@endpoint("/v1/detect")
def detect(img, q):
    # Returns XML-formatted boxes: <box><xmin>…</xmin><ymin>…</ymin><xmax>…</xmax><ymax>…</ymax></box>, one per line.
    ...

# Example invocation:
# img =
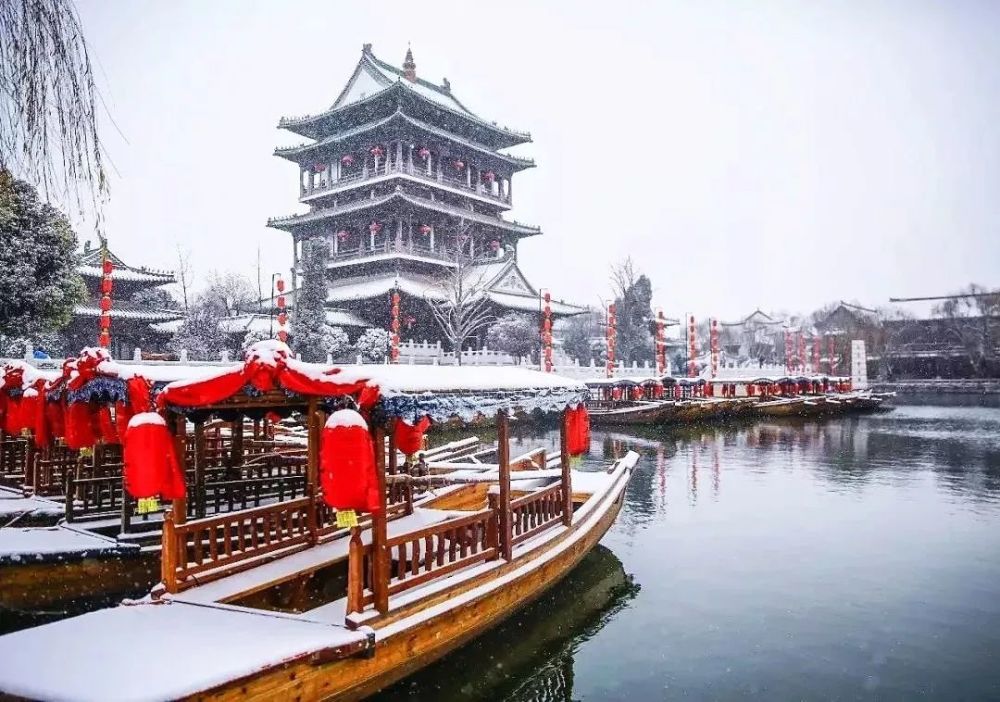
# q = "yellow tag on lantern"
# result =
<box><xmin>79</xmin><ymin>446</ymin><xmax>94</xmax><ymax>458</ymax></box>
<box><xmin>137</xmin><ymin>497</ymin><xmax>160</xmax><ymax>514</ymax></box>
<box><xmin>336</xmin><ymin>510</ymin><xmax>359</xmax><ymax>528</ymax></box>
<box><xmin>570</xmin><ymin>455</ymin><xmax>583</xmax><ymax>467</ymax></box>
<box><xmin>20</xmin><ymin>429</ymin><xmax>31</xmax><ymax>438</ymax></box>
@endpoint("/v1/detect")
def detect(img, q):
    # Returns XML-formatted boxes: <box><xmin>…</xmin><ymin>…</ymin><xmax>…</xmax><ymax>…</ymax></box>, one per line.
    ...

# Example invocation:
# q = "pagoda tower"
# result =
<box><xmin>269</xmin><ymin>44</ymin><xmax>580</xmax><ymax>347</ymax></box>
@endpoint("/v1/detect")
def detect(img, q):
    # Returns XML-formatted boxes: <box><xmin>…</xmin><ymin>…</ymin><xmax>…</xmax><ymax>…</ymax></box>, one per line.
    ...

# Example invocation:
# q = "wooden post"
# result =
<box><xmin>171</xmin><ymin>413</ymin><xmax>187</xmax><ymax>525</ymax></box>
<box><xmin>560</xmin><ymin>409</ymin><xmax>573</xmax><ymax>527</ymax></box>
<box><xmin>193</xmin><ymin>421</ymin><xmax>206</xmax><ymax>518</ymax></box>
<box><xmin>121</xmin><ymin>488</ymin><xmax>132</xmax><ymax>534</ymax></box>
<box><xmin>306</xmin><ymin>397</ymin><xmax>319</xmax><ymax>543</ymax></box>
<box><xmin>162</xmin><ymin>509</ymin><xmax>178</xmax><ymax>593</ymax></box>
<box><xmin>230</xmin><ymin>419</ymin><xmax>244</xmax><ymax>467</ymax></box>
<box><xmin>346</xmin><ymin>527</ymin><xmax>364</xmax><ymax>615</ymax></box>
<box><xmin>497</xmin><ymin>409</ymin><xmax>512</xmax><ymax>560</ymax></box>
<box><xmin>64</xmin><ymin>469</ymin><xmax>75</xmax><ymax>522</ymax></box>
<box><xmin>371</xmin><ymin>423</ymin><xmax>390</xmax><ymax>615</ymax></box>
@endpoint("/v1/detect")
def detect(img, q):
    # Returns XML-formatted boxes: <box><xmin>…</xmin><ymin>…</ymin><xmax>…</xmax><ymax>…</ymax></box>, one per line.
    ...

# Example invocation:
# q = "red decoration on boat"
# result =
<box><xmin>64</xmin><ymin>401</ymin><xmax>97</xmax><ymax>450</ymax></box>
<box><xmin>565</xmin><ymin>404</ymin><xmax>590</xmax><ymax>456</ymax></box>
<box><xmin>370</xmin><ymin>145</ymin><xmax>384</xmax><ymax>158</ymax></box>
<box><xmin>341</xmin><ymin>154</ymin><xmax>354</xmax><ymax>166</ymax></box>
<box><xmin>394</xmin><ymin>416</ymin><xmax>431</xmax><ymax>456</ymax></box>
<box><xmin>123</xmin><ymin>413</ymin><xmax>186</xmax><ymax>500</ymax></box>
<box><xmin>417</xmin><ymin>147</ymin><xmax>430</xmax><ymax>160</ymax></box>
<box><xmin>320</xmin><ymin>410</ymin><xmax>381</xmax><ymax>513</ymax></box>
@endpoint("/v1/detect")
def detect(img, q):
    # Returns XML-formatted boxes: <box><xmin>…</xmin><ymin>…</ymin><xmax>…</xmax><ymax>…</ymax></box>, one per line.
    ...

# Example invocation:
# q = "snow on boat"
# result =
<box><xmin>0</xmin><ymin>342</ymin><xmax>637</xmax><ymax>701</ymax></box>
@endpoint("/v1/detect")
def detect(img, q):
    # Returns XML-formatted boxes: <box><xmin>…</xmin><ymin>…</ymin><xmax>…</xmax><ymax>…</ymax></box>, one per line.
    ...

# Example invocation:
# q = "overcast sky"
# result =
<box><xmin>72</xmin><ymin>0</ymin><xmax>1000</xmax><ymax>321</ymax></box>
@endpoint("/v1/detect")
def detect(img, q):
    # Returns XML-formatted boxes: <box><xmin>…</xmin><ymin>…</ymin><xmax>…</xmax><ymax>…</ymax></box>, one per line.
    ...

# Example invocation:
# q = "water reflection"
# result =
<box><xmin>372</xmin><ymin>545</ymin><xmax>639</xmax><ymax>701</ymax></box>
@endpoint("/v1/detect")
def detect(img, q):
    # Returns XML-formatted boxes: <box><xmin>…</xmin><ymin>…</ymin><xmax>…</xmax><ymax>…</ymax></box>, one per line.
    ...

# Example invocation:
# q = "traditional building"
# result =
<box><xmin>268</xmin><ymin>44</ymin><xmax>581</xmax><ymax>347</ymax></box>
<box><xmin>720</xmin><ymin>310</ymin><xmax>786</xmax><ymax>365</ymax></box>
<box><xmin>64</xmin><ymin>242</ymin><xmax>183</xmax><ymax>358</ymax></box>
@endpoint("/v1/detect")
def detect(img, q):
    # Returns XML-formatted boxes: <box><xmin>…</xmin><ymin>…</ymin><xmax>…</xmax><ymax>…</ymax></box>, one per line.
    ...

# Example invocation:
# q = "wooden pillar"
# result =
<box><xmin>497</xmin><ymin>409</ymin><xmax>512</xmax><ymax>560</ymax></box>
<box><xmin>162</xmin><ymin>509</ymin><xmax>178</xmax><ymax>593</ymax></box>
<box><xmin>371</xmin><ymin>423</ymin><xmax>390</xmax><ymax>614</ymax></box>
<box><xmin>346</xmin><ymin>526</ymin><xmax>364</xmax><ymax>614</ymax></box>
<box><xmin>171</xmin><ymin>413</ymin><xmax>187</xmax><ymax>524</ymax></box>
<box><xmin>230</xmin><ymin>419</ymin><xmax>243</xmax><ymax>467</ymax></box>
<box><xmin>194</xmin><ymin>421</ymin><xmax>206</xmax><ymax>518</ymax></box>
<box><xmin>559</xmin><ymin>409</ymin><xmax>573</xmax><ymax>526</ymax></box>
<box><xmin>306</xmin><ymin>397</ymin><xmax>319</xmax><ymax>542</ymax></box>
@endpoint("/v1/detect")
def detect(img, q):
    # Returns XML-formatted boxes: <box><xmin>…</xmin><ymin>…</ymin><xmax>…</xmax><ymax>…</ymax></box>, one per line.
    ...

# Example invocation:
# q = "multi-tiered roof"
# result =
<box><xmin>268</xmin><ymin>44</ymin><xmax>581</xmax><ymax>340</ymax></box>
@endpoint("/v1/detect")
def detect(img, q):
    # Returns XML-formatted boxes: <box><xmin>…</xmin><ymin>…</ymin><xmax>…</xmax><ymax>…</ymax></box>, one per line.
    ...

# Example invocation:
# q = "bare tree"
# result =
<box><xmin>425</xmin><ymin>228</ymin><xmax>493</xmax><ymax>365</ymax></box>
<box><xmin>175</xmin><ymin>244</ymin><xmax>192</xmax><ymax>312</ymax></box>
<box><xmin>0</xmin><ymin>0</ymin><xmax>107</xmax><ymax>212</ymax></box>
<box><xmin>933</xmin><ymin>284</ymin><xmax>1000</xmax><ymax>376</ymax></box>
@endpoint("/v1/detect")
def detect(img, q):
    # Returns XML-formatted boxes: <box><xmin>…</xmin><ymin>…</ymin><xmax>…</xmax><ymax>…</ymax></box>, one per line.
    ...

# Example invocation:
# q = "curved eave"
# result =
<box><xmin>78</xmin><ymin>266</ymin><xmax>175</xmax><ymax>284</ymax></box>
<box><xmin>268</xmin><ymin>191</ymin><xmax>541</xmax><ymax>237</ymax></box>
<box><xmin>74</xmin><ymin>306</ymin><xmax>184</xmax><ymax>322</ymax></box>
<box><xmin>279</xmin><ymin>82</ymin><xmax>530</xmax><ymax>149</ymax></box>
<box><xmin>274</xmin><ymin>111</ymin><xmax>535</xmax><ymax>172</ymax></box>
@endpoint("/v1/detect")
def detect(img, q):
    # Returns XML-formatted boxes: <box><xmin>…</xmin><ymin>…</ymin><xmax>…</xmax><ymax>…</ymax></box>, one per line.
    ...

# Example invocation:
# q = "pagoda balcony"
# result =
<box><xmin>301</xmin><ymin>161</ymin><xmax>512</xmax><ymax>209</ymax></box>
<box><xmin>325</xmin><ymin>239</ymin><xmax>464</xmax><ymax>268</ymax></box>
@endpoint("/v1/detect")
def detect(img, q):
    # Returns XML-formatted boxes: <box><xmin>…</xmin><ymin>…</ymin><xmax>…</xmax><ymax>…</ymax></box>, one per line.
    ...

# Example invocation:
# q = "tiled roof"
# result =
<box><xmin>74</xmin><ymin>303</ymin><xmax>183</xmax><ymax>322</ymax></box>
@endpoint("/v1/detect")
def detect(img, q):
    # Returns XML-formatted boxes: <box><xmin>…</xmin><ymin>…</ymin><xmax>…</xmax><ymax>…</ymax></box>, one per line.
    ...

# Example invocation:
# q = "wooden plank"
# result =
<box><xmin>371</xmin><ymin>424</ymin><xmax>389</xmax><ymax>615</ymax></box>
<box><xmin>560</xmin><ymin>409</ymin><xmax>573</xmax><ymax>526</ymax></box>
<box><xmin>497</xmin><ymin>409</ymin><xmax>512</xmax><ymax>561</ymax></box>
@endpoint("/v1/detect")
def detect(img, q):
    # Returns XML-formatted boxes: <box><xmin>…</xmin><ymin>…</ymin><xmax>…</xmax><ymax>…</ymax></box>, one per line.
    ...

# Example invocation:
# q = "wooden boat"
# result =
<box><xmin>0</xmin><ymin>345</ymin><xmax>638</xmax><ymax>701</ymax></box>
<box><xmin>754</xmin><ymin>397</ymin><xmax>807</xmax><ymax>418</ymax></box>
<box><xmin>587</xmin><ymin>400</ymin><xmax>677</xmax><ymax>426</ymax></box>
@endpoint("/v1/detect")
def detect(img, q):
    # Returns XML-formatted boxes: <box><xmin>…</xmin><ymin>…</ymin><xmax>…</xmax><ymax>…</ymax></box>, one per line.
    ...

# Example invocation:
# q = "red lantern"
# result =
<box><xmin>393</xmin><ymin>416</ymin><xmax>430</xmax><ymax>455</ymax></box>
<box><xmin>565</xmin><ymin>404</ymin><xmax>590</xmax><ymax>456</ymax></box>
<box><xmin>277</xmin><ymin>312</ymin><xmax>288</xmax><ymax>326</ymax></box>
<box><xmin>483</xmin><ymin>170</ymin><xmax>495</xmax><ymax>183</ymax></box>
<box><xmin>341</xmin><ymin>154</ymin><xmax>354</xmax><ymax>166</ymax></box>
<box><xmin>336</xmin><ymin>230</ymin><xmax>349</xmax><ymax>242</ymax></box>
<box><xmin>99</xmin><ymin>315</ymin><xmax>111</xmax><ymax>330</ymax></box>
<box><xmin>370</xmin><ymin>145</ymin><xmax>384</xmax><ymax>158</ymax></box>
<box><xmin>320</xmin><ymin>410</ymin><xmax>380</xmax><ymax>512</ymax></box>
<box><xmin>101</xmin><ymin>278</ymin><xmax>113</xmax><ymax>295</ymax></box>
<box><xmin>102</xmin><ymin>259</ymin><xmax>113</xmax><ymax>275</ymax></box>
<box><xmin>369</xmin><ymin>221</ymin><xmax>382</xmax><ymax>234</ymax></box>
<box><xmin>123</xmin><ymin>413</ymin><xmax>186</xmax><ymax>500</ymax></box>
<box><xmin>313</xmin><ymin>162</ymin><xmax>326</xmax><ymax>174</ymax></box>
<box><xmin>276</xmin><ymin>296</ymin><xmax>286</xmax><ymax>308</ymax></box>
<box><xmin>99</xmin><ymin>330</ymin><xmax>111</xmax><ymax>348</ymax></box>
<box><xmin>453</xmin><ymin>159</ymin><xmax>465</xmax><ymax>170</ymax></box>
<box><xmin>417</xmin><ymin>147</ymin><xmax>430</xmax><ymax>160</ymax></box>
<box><xmin>100</xmin><ymin>295</ymin><xmax>112</xmax><ymax>312</ymax></box>
<box><xmin>64</xmin><ymin>401</ymin><xmax>97</xmax><ymax>450</ymax></box>
<box><xmin>276</xmin><ymin>278</ymin><xmax>286</xmax><ymax>293</ymax></box>
<box><xmin>419</xmin><ymin>224</ymin><xmax>432</xmax><ymax>235</ymax></box>
<box><xmin>277</xmin><ymin>330</ymin><xmax>288</xmax><ymax>343</ymax></box>
<box><xmin>490</xmin><ymin>240</ymin><xmax>500</xmax><ymax>251</ymax></box>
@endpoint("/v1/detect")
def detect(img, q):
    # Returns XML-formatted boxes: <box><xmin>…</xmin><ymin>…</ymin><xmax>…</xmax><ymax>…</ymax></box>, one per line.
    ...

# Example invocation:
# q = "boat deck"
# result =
<box><xmin>0</xmin><ymin>600</ymin><xmax>371</xmax><ymax>702</ymax></box>
<box><xmin>0</xmin><ymin>524</ymin><xmax>139</xmax><ymax>565</ymax></box>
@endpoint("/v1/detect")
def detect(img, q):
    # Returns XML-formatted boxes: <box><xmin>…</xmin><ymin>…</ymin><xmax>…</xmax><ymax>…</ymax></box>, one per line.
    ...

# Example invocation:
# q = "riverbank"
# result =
<box><xmin>874</xmin><ymin>378</ymin><xmax>1000</xmax><ymax>394</ymax></box>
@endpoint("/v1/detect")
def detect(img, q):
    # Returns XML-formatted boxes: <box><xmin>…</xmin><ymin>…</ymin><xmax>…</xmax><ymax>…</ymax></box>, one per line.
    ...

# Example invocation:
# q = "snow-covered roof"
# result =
<box><xmin>268</xmin><ymin>189</ymin><xmax>541</xmax><ymax>237</ymax></box>
<box><xmin>275</xmin><ymin>110</ymin><xmax>535</xmax><ymax>171</ymax></box>
<box><xmin>78</xmin><ymin>246</ymin><xmax>175</xmax><ymax>284</ymax></box>
<box><xmin>0</xmin><ymin>601</ymin><xmax>370</xmax><ymax>701</ymax></box>
<box><xmin>153</xmin><ymin>311</ymin><xmax>367</xmax><ymax>336</ymax></box>
<box><xmin>279</xmin><ymin>45</ymin><xmax>530</xmax><ymax>147</ymax></box>
<box><xmin>74</xmin><ymin>303</ymin><xmax>183</xmax><ymax>322</ymax></box>
<box><xmin>0</xmin><ymin>525</ymin><xmax>138</xmax><ymax>565</ymax></box>
<box><xmin>486</xmin><ymin>291</ymin><xmax>585</xmax><ymax>317</ymax></box>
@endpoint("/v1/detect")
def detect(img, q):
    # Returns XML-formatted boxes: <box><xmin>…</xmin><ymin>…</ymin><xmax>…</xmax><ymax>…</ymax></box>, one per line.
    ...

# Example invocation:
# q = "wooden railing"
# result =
<box><xmin>65</xmin><ymin>471</ymin><xmax>122</xmax><ymax>522</ymax></box>
<box><xmin>200</xmin><ymin>474</ymin><xmax>307</xmax><ymax>515</ymax></box>
<box><xmin>30</xmin><ymin>444</ymin><xmax>79</xmax><ymax>496</ymax></box>
<box><xmin>162</xmin><ymin>496</ymin><xmax>315</xmax><ymax>592</ymax></box>
<box><xmin>507</xmin><ymin>482</ymin><xmax>567</xmax><ymax>546</ymax></box>
<box><xmin>0</xmin><ymin>437</ymin><xmax>30</xmax><ymax>487</ymax></box>
<box><xmin>348</xmin><ymin>507</ymin><xmax>498</xmax><ymax>613</ymax></box>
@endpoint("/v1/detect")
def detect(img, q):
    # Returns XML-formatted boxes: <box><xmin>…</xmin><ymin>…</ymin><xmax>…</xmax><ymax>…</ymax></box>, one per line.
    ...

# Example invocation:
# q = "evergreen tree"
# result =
<box><xmin>356</xmin><ymin>328</ymin><xmax>390</xmax><ymax>363</ymax></box>
<box><xmin>293</xmin><ymin>237</ymin><xmax>329</xmax><ymax>362</ymax></box>
<box><xmin>170</xmin><ymin>298</ymin><xmax>225</xmax><ymax>361</ymax></box>
<box><xmin>486</xmin><ymin>313</ymin><xmax>538</xmax><ymax>364</ymax></box>
<box><xmin>610</xmin><ymin>259</ymin><xmax>654</xmax><ymax>365</ymax></box>
<box><xmin>0</xmin><ymin>172</ymin><xmax>85</xmax><ymax>338</ymax></box>
<box><xmin>323</xmin><ymin>326</ymin><xmax>350</xmax><ymax>360</ymax></box>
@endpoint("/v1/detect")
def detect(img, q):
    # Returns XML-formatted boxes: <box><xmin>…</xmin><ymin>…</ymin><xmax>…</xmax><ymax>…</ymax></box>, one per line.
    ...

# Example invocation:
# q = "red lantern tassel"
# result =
<box><xmin>320</xmin><ymin>409</ymin><xmax>380</xmax><ymax>513</ymax></box>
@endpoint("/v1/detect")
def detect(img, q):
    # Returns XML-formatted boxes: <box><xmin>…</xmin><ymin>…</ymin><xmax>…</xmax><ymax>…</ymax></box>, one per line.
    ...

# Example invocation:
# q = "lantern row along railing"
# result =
<box><xmin>303</xmin><ymin>161</ymin><xmax>511</xmax><ymax>206</ymax></box>
<box><xmin>348</xmin><ymin>507</ymin><xmax>498</xmax><ymax>613</ymax></box>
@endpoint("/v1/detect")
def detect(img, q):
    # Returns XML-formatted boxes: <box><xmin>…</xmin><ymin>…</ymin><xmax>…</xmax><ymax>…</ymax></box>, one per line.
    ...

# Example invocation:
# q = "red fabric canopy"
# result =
<box><xmin>157</xmin><ymin>344</ymin><xmax>370</xmax><ymax>409</ymax></box>
<box><xmin>393</xmin><ymin>416</ymin><xmax>431</xmax><ymax>456</ymax></box>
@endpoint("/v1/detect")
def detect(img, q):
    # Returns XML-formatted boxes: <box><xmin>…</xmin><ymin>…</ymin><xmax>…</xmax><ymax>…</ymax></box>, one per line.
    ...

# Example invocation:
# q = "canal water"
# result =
<box><xmin>375</xmin><ymin>396</ymin><xmax>1000</xmax><ymax>701</ymax></box>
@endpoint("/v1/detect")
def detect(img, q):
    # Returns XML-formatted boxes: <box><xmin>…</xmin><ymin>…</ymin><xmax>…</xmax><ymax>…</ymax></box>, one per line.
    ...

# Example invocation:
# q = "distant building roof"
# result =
<box><xmin>78</xmin><ymin>244</ymin><xmax>176</xmax><ymax>285</ymax></box>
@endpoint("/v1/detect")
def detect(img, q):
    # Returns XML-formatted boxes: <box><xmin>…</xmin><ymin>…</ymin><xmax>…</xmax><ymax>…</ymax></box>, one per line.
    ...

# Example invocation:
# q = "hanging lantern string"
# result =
<box><xmin>99</xmin><ymin>238</ymin><xmax>113</xmax><ymax>349</ymax></box>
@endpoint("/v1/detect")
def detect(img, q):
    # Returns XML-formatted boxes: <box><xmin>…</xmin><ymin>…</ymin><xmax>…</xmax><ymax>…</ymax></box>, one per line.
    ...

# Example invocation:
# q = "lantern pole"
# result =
<box><xmin>98</xmin><ymin>236</ymin><xmax>113</xmax><ymax>351</ymax></box>
<box><xmin>541</xmin><ymin>290</ymin><xmax>553</xmax><ymax>372</ymax></box>
<box><xmin>655</xmin><ymin>310</ymin><xmax>666</xmax><ymax>377</ymax></box>
<box><xmin>275</xmin><ymin>276</ymin><xmax>288</xmax><ymax>343</ymax></box>
<box><xmin>606</xmin><ymin>303</ymin><xmax>616</xmax><ymax>378</ymax></box>
<box><xmin>389</xmin><ymin>289</ymin><xmax>401</xmax><ymax>364</ymax></box>
<box><xmin>710</xmin><ymin>318</ymin><xmax>719</xmax><ymax>379</ymax></box>
<box><xmin>687</xmin><ymin>315</ymin><xmax>697</xmax><ymax>378</ymax></box>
